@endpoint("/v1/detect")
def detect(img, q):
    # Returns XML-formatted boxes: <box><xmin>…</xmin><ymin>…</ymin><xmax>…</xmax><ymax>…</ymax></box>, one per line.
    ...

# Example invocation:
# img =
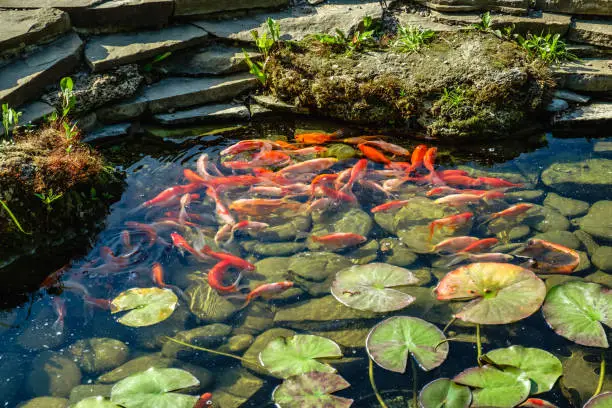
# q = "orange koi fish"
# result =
<box><xmin>220</xmin><ymin>140</ymin><xmax>273</xmax><ymax>156</ymax></box>
<box><xmin>482</xmin><ymin>203</ymin><xmax>533</xmax><ymax>224</ymax></box>
<box><xmin>171</xmin><ymin>232</ymin><xmax>213</xmax><ymax>262</ymax></box>
<box><xmin>318</xmin><ymin>185</ymin><xmax>357</xmax><ymax>203</ymax></box>
<box><xmin>477</xmin><ymin>177</ymin><xmax>523</xmax><ymax>188</ymax></box>
<box><xmin>229</xmin><ymin>198</ymin><xmax>304</xmax><ymax>216</ymax></box>
<box><xmin>295</xmin><ymin>130</ymin><xmax>342</xmax><ymax>145</ymax></box>
<box><xmin>223</xmin><ymin>150</ymin><xmax>291</xmax><ymax>169</ymax></box>
<box><xmin>362</xmin><ymin>140</ymin><xmax>410</xmax><ymax>157</ymax></box>
<box><xmin>431</xmin><ymin>236</ymin><xmax>480</xmax><ymax>253</ymax></box>
<box><xmin>287</xmin><ymin>146</ymin><xmax>327</xmax><ymax>155</ymax></box>
<box><xmin>310</xmin><ymin>173</ymin><xmax>339</xmax><ymax>195</ymax></box>
<box><xmin>141</xmin><ymin>184</ymin><xmax>201</xmax><ymax>208</ymax></box>
<box><xmin>200</xmin><ymin>245</ymin><xmax>255</xmax><ymax>271</ymax></box>
<box><xmin>151</xmin><ymin>262</ymin><xmax>167</xmax><ymax>288</ymax></box>
<box><xmin>519</xmin><ymin>398</ymin><xmax>558</xmax><ymax>408</ymax></box>
<box><xmin>440</xmin><ymin>175</ymin><xmax>483</xmax><ymax>188</ymax></box>
<box><xmin>278</xmin><ymin>158</ymin><xmax>338</xmax><ymax>176</ymax></box>
<box><xmin>311</xmin><ymin>232</ymin><xmax>367</xmax><ymax>251</ymax></box>
<box><xmin>409</xmin><ymin>144</ymin><xmax>428</xmax><ymax>170</ymax></box>
<box><xmin>194</xmin><ymin>393</ymin><xmax>213</xmax><ymax>408</ymax></box>
<box><xmin>428</xmin><ymin>212</ymin><xmax>473</xmax><ymax>241</ymax></box>
<box><xmin>370</xmin><ymin>200</ymin><xmax>410</xmax><ymax>213</ymax></box>
<box><xmin>358</xmin><ymin>143</ymin><xmax>391</xmax><ymax>165</ymax></box>
<box><xmin>340</xmin><ymin>159</ymin><xmax>368</xmax><ymax>197</ymax></box>
<box><xmin>124</xmin><ymin>221</ymin><xmax>160</xmax><ymax>247</ymax></box>
<box><xmin>341</xmin><ymin>136</ymin><xmax>380</xmax><ymax>145</ymax></box>
<box><xmin>434</xmin><ymin>194</ymin><xmax>483</xmax><ymax>207</ymax></box>
<box><xmin>208</xmin><ymin>260</ymin><xmax>242</xmax><ymax>293</ymax></box>
<box><xmin>460</xmin><ymin>237</ymin><xmax>499</xmax><ymax>253</ymax></box>
<box><xmin>241</xmin><ymin>281</ymin><xmax>294</xmax><ymax>308</ymax></box>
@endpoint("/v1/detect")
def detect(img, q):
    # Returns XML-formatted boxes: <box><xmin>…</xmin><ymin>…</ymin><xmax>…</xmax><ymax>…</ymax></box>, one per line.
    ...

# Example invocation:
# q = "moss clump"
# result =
<box><xmin>266</xmin><ymin>31</ymin><xmax>554</xmax><ymax>139</ymax></box>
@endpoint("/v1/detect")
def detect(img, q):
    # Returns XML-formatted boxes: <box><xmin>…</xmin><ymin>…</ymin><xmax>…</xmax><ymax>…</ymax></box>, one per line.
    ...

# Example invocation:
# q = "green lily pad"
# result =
<box><xmin>483</xmin><ymin>346</ymin><xmax>562</xmax><ymax>394</ymax></box>
<box><xmin>111</xmin><ymin>287</ymin><xmax>178</xmax><ymax>327</ymax></box>
<box><xmin>419</xmin><ymin>378</ymin><xmax>472</xmax><ymax>408</ymax></box>
<box><xmin>331</xmin><ymin>263</ymin><xmax>419</xmax><ymax>312</ymax></box>
<box><xmin>542</xmin><ymin>281</ymin><xmax>612</xmax><ymax>348</ymax></box>
<box><xmin>259</xmin><ymin>334</ymin><xmax>342</xmax><ymax>378</ymax></box>
<box><xmin>435</xmin><ymin>262</ymin><xmax>546</xmax><ymax>325</ymax></box>
<box><xmin>584</xmin><ymin>392</ymin><xmax>612</xmax><ymax>408</ymax></box>
<box><xmin>366</xmin><ymin>316</ymin><xmax>448</xmax><ymax>373</ymax></box>
<box><xmin>272</xmin><ymin>372</ymin><xmax>353</xmax><ymax>408</ymax></box>
<box><xmin>73</xmin><ymin>397</ymin><xmax>122</xmax><ymax>408</ymax></box>
<box><xmin>453</xmin><ymin>365</ymin><xmax>531</xmax><ymax>408</ymax></box>
<box><xmin>110</xmin><ymin>368</ymin><xmax>199</xmax><ymax>408</ymax></box>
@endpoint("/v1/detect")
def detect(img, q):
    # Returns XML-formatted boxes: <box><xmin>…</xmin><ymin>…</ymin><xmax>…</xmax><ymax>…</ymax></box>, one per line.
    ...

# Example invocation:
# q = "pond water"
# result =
<box><xmin>1</xmin><ymin>120</ymin><xmax>610</xmax><ymax>408</ymax></box>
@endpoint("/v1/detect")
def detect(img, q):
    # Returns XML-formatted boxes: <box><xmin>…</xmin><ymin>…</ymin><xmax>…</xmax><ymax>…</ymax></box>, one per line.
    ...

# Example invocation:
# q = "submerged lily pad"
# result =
<box><xmin>110</xmin><ymin>368</ymin><xmax>199</xmax><ymax>408</ymax></box>
<box><xmin>584</xmin><ymin>392</ymin><xmax>612</xmax><ymax>408</ymax></box>
<box><xmin>73</xmin><ymin>397</ymin><xmax>122</xmax><ymax>408</ymax></box>
<box><xmin>419</xmin><ymin>378</ymin><xmax>472</xmax><ymax>408</ymax></box>
<box><xmin>453</xmin><ymin>365</ymin><xmax>531</xmax><ymax>408</ymax></box>
<box><xmin>331</xmin><ymin>263</ymin><xmax>419</xmax><ymax>312</ymax></box>
<box><xmin>366</xmin><ymin>316</ymin><xmax>448</xmax><ymax>373</ymax></box>
<box><xmin>542</xmin><ymin>281</ymin><xmax>612</xmax><ymax>348</ymax></box>
<box><xmin>259</xmin><ymin>334</ymin><xmax>342</xmax><ymax>378</ymax></box>
<box><xmin>272</xmin><ymin>372</ymin><xmax>353</xmax><ymax>408</ymax></box>
<box><xmin>435</xmin><ymin>263</ymin><xmax>546</xmax><ymax>325</ymax></box>
<box><xmin>111</xmin><ymin>288</ymin><xmax>178</xmax><ymax>327</ymax></box>
<box><xmin>483</xmin><ymin>346</ymin><xmax>562</xmax><ymax>394</ymax></box>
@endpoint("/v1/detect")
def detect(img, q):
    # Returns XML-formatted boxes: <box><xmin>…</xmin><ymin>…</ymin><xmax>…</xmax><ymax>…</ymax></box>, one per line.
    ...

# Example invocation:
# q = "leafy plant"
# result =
<box><xmin>34</xmin><ymin>189</ymin><xmax>64</xmax><ymax>212</ymax></box>
<box><xmin>472</xmin><ymin>11</ymin><xmax>492</xmax><ymax>32</ymax></box>
<box><xmin>393</xmin><ymin>25</ymin><xmax>435</xmax><ymax>53</ymax></box>
<box><xmin>314</xmin><ymin>29</ymin><xmax>350</xmax><ymax>47</ymax></box>
<box><xmin>438</xmin><ymin>87</ymin><xmax>470</xmax><ymax>117</ymax></box>
<box><xmin>2</xmin><ymin>104</ymin><xmax>22</xmax><ymax>139</ymax></box>
<box><xmin>143</xmin><ymin>52</ymin><xmax>172</xmax><ymax>72</ymax></box>
<box><xmin>516</xmin><ymin>32</ymin><xmax>578</xmax><ymax>63</ymax></box>
<box><xmin>0</xmin><ymin>199</ymin><xmax>30</xmax><ymax>234</ymax></box>
<box><xmin>59</xmin><ymin>76</ymin><xmax>76</xmax><ymax>119</ymax></box>
<box><xmin>63</xmin><ymin>121</ymin><xmax>78</xmax><ymax>153</ymax></box>
<box><xmin>314</xmin><ymin>16</ymin><xmax>377</xmax><ymax>54</ymax></box>
<box><xmin>243</xmin><ymin>17</ymin><xmax>281</xmax><ymax>85</ymax></box>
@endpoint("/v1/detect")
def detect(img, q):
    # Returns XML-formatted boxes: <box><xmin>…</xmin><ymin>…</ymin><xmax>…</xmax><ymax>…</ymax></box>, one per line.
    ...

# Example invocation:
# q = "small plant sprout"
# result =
<box><xmin>243</xmin><ymin>17</ymin><xmax>281</xmax><ymax>85</ymax></box>
<box><xmin>59</xmin><ymin>76</ymin><xmax>76</xmax><ymax>119</ymax></box>
<box><xmin>62</xmin><ymin>121</ymin><xmax>78</xmax><ymax>153</ymax></box>
<box><xmin>2</xmin><ymin>104</ymin><xmax>22</xmax><ymax>139</ymax></box>
<box><xmin>35</xmin><ymin>189</ymin><xmax>64</xmax><ymax>212</ymax></box>
<box><xmin>516</xmin><ymin>32</ymin><xmax>578</xmax><ymax>64</ymax></box>
<box><xmin>393</xmin><ymin>25</ymin><xmax>436</xmax><ymax>53</ymax></box>
<box><xmin>143</xmin><ymin>51</ymin><xmax>172</xmax><ymax>72</ymax></box>
<box><xmin>315</xmin><ymin>16</ymin><xmax>377</xmax><ymax>54</ymax></box>
<box><xmin>472</xmin><ymin>11</ymin><xmax>493</xmax><ymax>32</ymax></box>
<box><xmin>439</xmin><ymin>87</ymin><xmax>469</xmax><ymax>116</ymax></box>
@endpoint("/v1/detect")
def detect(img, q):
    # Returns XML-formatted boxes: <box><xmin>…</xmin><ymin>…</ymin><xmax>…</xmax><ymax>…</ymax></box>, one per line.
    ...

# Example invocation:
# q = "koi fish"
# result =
<box><xmin>200</xmin><ymin>245</ymin><xmax>255</xmax><ymax>271</ymax></box>
<box><xmin>370</xmin><ymin>200</ymin><xmax>410</xmax><ymax>213</ymax></box>
<box><xmin>206</xmin><ymin>187</ymin><xmax>235</xmax><ymax>225</ymax></box>
<box><xmin>194</xmin><ymin>393</ymin><xmax>214</xmax><ymax>408</ymax></box>
<box><xmin>428</xmin><ymin>212</ymin><xmax>473</xmax><ymax>242</ymax></box>
<box><xmin>229</xmin><ymin>198</ymin><xmax>304</xmax><ymax>216</ymax></box>
<box><xmin>477</xmin><ymin>177</ymin><xmax>523</xmax><ymax>188</ymax></box>
<box><xmin>362</xmin><ymin>140</ymin><xmax>410</xmax><ymax>157</ymax></box>
<box><xmin>151</xmin><ymin>262</ymin><xmax>167</xmax><ymax>288</ymax></box>
<box><xmin>220</xmin><ymin>140</ymin><xmax>273</xmax><ymax>156</ymax></box>
<box><xmin>440</xmin><ymin>174</ymin><xmax>483</xmax><ymax>187</ymax></box>
<box><xmin>434</xmin><ymin>194</ymin><xmax>484</xmax><ymax>207</ymax></box>
<box><xmin>358</xmin><ymin>143</ymin><xmax>391</xmax><ymax>165</ymax></box>
<box><xmin>51</xmin><ymin>297</ymin><xmax>66</xmax><ymax>333</ymax></box>
<box><xmin>482</xmin><ymin>203</ymin><xmax>533</xmax><ymax>224</ymax></box>
<box><xmin>295</xmin><ymin>130</ymin><xmax>342</xmax><ymax>144</ymax></box>
<box><xmin>431</xmin><ymin>236</ymin><xmax>480</xmax><ymax>253</ymax></box>
<box><xmin>241</xmin><ymin>281</ymin><xmax>294</xmax><ymax>309</ymax></box>
<box><xmin>446</xmin><ymin>252</ymin><xmax>514</xmax><ymax>267</ymax></box>
<box><xmin>83</xmin><ymin>296</ymin><xmax>112</xmax><ymax>310</ymax></box>
<box><xmin>358</xmin><ymin>179</ymin><xmax>394</xmax><ymax>197</ymax></box>
<box><xmin>178</xmin><ymin>194</ymin><xmax>191</xmax><ymax>226</ymax></box>
<box><xmin>310</xmin><ymin>173</ymin><xmax>339</xmax><ymax>195</ymax></box>
<box><xmin>339</xmin><ymin>159</ymin><xmax>367</xmax><ymax>198</ymax></box>
<box><xmin>197</xmin><ymin>153</ymin><xmax>223</xmax><ymax>179</ymax></box>
<box><xmin>318</xmin><ymin>185</ymin><xmax>357</xmax><ymax>203</ymax></box>
<box><xmin>518</xmin><ymin>398</ymin><xmax>558</xmax><ymax>408</ymax></box>
<box><xmin>460</xmin><ymin>237</ymin><xmax>499</xmax><ymax>253</ymax></box>
<box><xmin>171</xmin><ymin>232</ymin><xmax>214</xmax><ymax>262</ymax></box>
<box><xmin>311</xmin><ymin>233</ymin><xmax>367</xmax><ymax>251</ymax></box>
<box><xmin>223</xmin><ymin>150</ymin><xmax>291</xmax><ymax>169</ymax></box>
<box><xmin>141</xmin><ymin>184</ymin><xmax>201</xmax><ymax>209</ymax></box>
<box><xmin>341</xmin><ymin>136</ymin><xmax>380</xmax><ymax>145</ymax></box>
<box><xmin>409</xmin><ymin>144</ymin><xmax>428</xmax><ymax>170</ymax></box>
<box><xmin>214</xmin><ymin>223</ymin><xmax>233</xmax><ymax>244</ymax></box>
<box><xmin>278</xmin><ymin>158</ymin><xmax>338</xmax><ymax>176</ymax></box>
<box><xmin>287</xmin><ymin>146</ymin><xmax>328</xmax><ymax>155</ymax></box>
<box><xmin>307</xmin><ymin>197</ymin><xmax>336</xmax><ymax>212</ymax></box>
<box><xmin>208</xmin><ymin>260</ymin><xmax>242</xmax><ymax>293</ymax></box>
<box><xmin>232</xmin><ymin>221</ymin><xmax>269</xmax><ymax>234</ymax></box>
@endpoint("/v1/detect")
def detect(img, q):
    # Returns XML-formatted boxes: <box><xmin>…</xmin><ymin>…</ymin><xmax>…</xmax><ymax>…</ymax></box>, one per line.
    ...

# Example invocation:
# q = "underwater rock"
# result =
<box><xmin>576</xmin><ymin>250</ymin><xmax>592</xmax><ymax>272</ymax></box>
<box><xmin>0</xmin><ymin>352</ymin><xmax>26</xmax><ymax>403</ymax></box>
<box><xmin>249</xmin><ymin>257</ymin><xmax>304</xmax><ymax>300</ymax></box>
<box><xmin>345</xmin><ymin>239</ymin><xmax>380</xmax><ymax>264</ymax></box>
<box><xmin>541</xmin><ymin>159</ymin><xmax>612</xmax><ymax>201</ymax></box>
<box><xmin>505</xmin><ymin>189</ymin><xmax>544</xmax><ymax>203</ymax></box>
<box><xmin>132</xmin><ymin>305</ymin><xmax>192</xmax><ymax>350</ymax></box>
<box><xmin>212</xmin><ymin>367</ymin><xmax>264</xmax><ymax>408</ymax></box>
<box><xmin>578</xmin><ymin>201</ymin><xmax>612</xmax><ymax>240</ymax></box>
<box><xmin>544</xmin><ymin>192</ymin><xmax>590</xmax><ymax>217</ymax></box>
<box><xmin>311</xmin><ymin>327</ymin><xmax>370</xmax><ymax>349</ymax></box>
<box><xmin>17</xmin><ymin>397</ymin><xmax>69</xmax><ymax>408</ymax></box>
<box><xmin>592</xmin><ymin>246</ymin><xmax>612</xmax><ymax>272</ymax></box>
<box><xmin>247</xmin><ymin>215</ymin><xmax>311</xmax><ymax>242</ymax></box>
<box><xmin>242</xmin><ymin>240</ymin><xmax>306</xmax><ymax>256</ymax></box>
<box><xmin>161</xmin><ymin>323</ymin><xmax>233</xmax><ymax>359</ymax></box>
<box><xmin>524</xmin><ymin>205</ymin><xmax>570</xmax><ymax>233</ymax></box>
<box><xmin>309</xmin><ymin>207</ymin><xmax>373</xmax><ymax>251</ymax></box>
<box><xmin>242</xmin><ymin>328</ymin><xmax>296</xmax><ymax>376</ymax></box>
<box><xmin>28</xmin><ymin>351</ymin><xmax>82</xmax><ymax>397</ymax></box>
<box><xmin>16</xmin><ymin>305</ymin><xmax>66</xmax><ymax>351</ymax></box>
<box><xmin>232</xmin><ymin>302</ymin><xmax>276</xmax><ymax>336</ymax></box>
<box><xmin>379</xmin><ymin>238</ymin><xmax>419</xmax><ymax>267</ymax></box>
<box><xmin>533</xmin><ymin>231</ymin><xmax>582</xmax><ymax>250</ymax></box>
<box><xmin>586</xmin><ymin>270</ymin><xmax>612</xmax><ymax>287</ymax></box>
<box><xmin>223</xmin><ymin>334</ymin><xmax>255</xmax><ymax>353</ymax></box>
<box><xmin>186</xmin><ymin>276</ymin><xmax>240</xmax><ymax>322</ymax></box>
<box><xmin>546</xmin><ymin>98</ymin><xmax>569</xmax><ymax>112</ymax></box>
<box><xmin>288</xmin><ymin>252</ymin><xmax>352</xmax><ymax>282</ymax></box>
<box><xmin>67</xmin><ymin>337</ymin><xmax>129</xmax><ymax>374</ymax></box>
<box><xmin>68</xmin><ymin>384</ymin><xmax>112</xmax><ymax>405</ymax></box>
<box><xmin>574</xmin><ymin>230</ymin><xmax>600</xmax><ymax>256</ymax></box>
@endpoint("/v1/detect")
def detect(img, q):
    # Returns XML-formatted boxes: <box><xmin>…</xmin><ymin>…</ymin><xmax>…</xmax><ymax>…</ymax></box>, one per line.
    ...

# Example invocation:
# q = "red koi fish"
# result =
<box><xmin>318</xmin><ymin>185</ymin><xmax>357</xmax><ymax>203</ymax></box>
<box><xmin>358</xmin><ymin>143</ymin><xmax>391</xmax><ymax>165</ymax></box>
<box><xmin>295</xmin><ymin>130</ymin><xmax>342</xmax><ymax>144</ymax></box>
<box><xmin>206</xmin><ymin>187</ymin><xmax>235</xmax><ymax>225</ymax></box>
<box><xmin>460</xmin><ymin>237</ymin><xmax>499</xmax><ymax>253</ymax></box>
<box><xmin>171</xmin><ymin>232</ymin><xmax>213</xmax><ymax>262</ymax></box>
<box><xmin>220</xmin><ymin>140</ymin><xmax>274</xmax><ymax>156</ymax></box>
<box><xmin>200</xmin><ymin>245</ymin><xmax>255</xmax><ymax>271</ymax></box>
<box><xmin>370</xmin><ymin>200</ymin><xmax>410</xmax><ymax>213</ymax></box>
<box><xmin>83</xmin><ymin>296</ymin><xmax>112</xmax><ymax>310</ymax></box>
<box><xmin>428</xmin><ymin>212</ymin><xmax>473</xmax><ymax>242</ymax></box>
<box><xmin>194</xmin><ymin>392</ymin><xmax>213</xmax><ymax>408</ymax></box>
<box><xmin>440</xmin><ymin>175</ymin><xmax>482</xmax><ymax>188</ymax></box>
<box><xmin>409</xmin><ymin>144</ymin><xmax>428</xmax><ymax>170</ymax></box>
<box><xmin>311</xmin><ymin>232</ymin><xmax>367</xmax><ymax>251</ymax></box>
<box><xmin>241</xmin><ymin>281</ymin><xmax>294</xmax><ymax>308</ymax></box>
<box><xmin>142</xmin><ymin>184</ymin><xmax>201</xmax><ymax>208</ymax></box>
<box><xmin>223</xmin><ymin>150</ymin><xmax>291</xmax><ymax>169</ymax></box>
<box><xmin>477</xmin><ymin>177</ymin><xmax>523</xmax><ymax>188</ymax></box>
<box><xmin>519</xmin><ymin>398</ymin><xmax>558</xmax><ymax>408</ymax></box>
<box><xmin>431</xmin><ymin>236</ymin><xmax>480</xmax><ymax>253</ymax></box>
<box><xmin>310</xmin><ymin>173</ymin><xmax>339</xmax><ymax>195</ymax></box>
<box><xmin>362</xmin><ymin>140</ymin><xmax>410</xmax><ymax>157</ymax></box>
<box><xmin>208</xmin><ymin>260</ymin><xmax>242</xmax><ymax>293</ymax></box>
<box><xmin>482</xmin><ymin>203</ymin><xmax>533</xmax><ymax>224</ymax></box>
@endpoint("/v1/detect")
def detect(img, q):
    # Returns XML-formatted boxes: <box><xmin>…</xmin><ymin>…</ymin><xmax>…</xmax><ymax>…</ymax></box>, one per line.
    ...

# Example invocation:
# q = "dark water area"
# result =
<box><xmin>1</xmin><ymin>119</ymin><xmax>611</xmax><ymax>408</ymax></box>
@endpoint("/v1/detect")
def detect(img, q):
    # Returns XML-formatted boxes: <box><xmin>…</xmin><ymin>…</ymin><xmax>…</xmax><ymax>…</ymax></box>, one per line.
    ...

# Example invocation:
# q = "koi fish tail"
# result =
<box><xmin>428</xmin><ymin>223</ymin><xmax>437</xmax><ymax>242</ymax></box>
<box><xmin>51</xmin><ymin>317</ymin><xmax>64</xmax><ymax>334</ymax></box>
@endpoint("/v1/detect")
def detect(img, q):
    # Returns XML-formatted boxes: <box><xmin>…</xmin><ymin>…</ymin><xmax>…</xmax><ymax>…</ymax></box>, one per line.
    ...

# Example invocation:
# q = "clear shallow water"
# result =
<box><xmin>0</xmin><ymin>123</ymin><xmax>610</xmax><ymax>408</ymax></box>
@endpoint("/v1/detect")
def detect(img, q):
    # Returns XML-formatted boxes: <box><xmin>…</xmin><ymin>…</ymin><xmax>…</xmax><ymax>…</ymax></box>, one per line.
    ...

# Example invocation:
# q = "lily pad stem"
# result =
<box><xmin>594</xmin><ymin>352</ymin><xmax>606</xmax><ymax>396</ymax></box>
<box><xmin>411</xmin><ymin>357</ymin><xmax>418</xmax><ymax>407</ymax></box>
<box><xmin>443</xmin><ymin>317</ymin><xmax>456</xmax><ymax>333</ymax></box>
<box><xmin>164</xmin><ymin>337</ymin><xmax>257</xmax><ymax>365</ymax></box>
<box><xmin>368</xmin><ymin>357</ymin><xmax>389</xmax><ymax>408</ymax></box>
<box><xmin>434</xmin><ymin>337</ymin><xmax>460</xmax><ymax>351</ymax></box>
<box><xmin>0</xmin><ymin>199</ymin><xmax>31</xmax><ymax>234</ymax></box>
<box><xmin>476</xmin><ymin>324</ymin><xmax>482</xmax><ymax>366</ymax></box>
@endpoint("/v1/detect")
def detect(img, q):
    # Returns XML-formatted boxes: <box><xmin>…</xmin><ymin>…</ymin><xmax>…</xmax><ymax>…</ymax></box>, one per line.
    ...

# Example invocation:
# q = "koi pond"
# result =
<box><xmin>1</xmin><ymin>121</ymin><xmax>611</xmax><ymax>408</ymax></box>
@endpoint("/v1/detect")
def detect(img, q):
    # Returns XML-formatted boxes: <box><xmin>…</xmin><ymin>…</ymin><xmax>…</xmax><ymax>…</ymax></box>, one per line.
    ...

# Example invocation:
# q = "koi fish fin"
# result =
<box><xmin>51</xmin><ymin>317</ymin><xmax>64</xmax><ymax>334</ymax></box>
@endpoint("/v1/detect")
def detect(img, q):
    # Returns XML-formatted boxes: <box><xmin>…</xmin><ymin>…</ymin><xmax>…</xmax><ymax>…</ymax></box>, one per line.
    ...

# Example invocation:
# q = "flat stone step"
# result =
<box><xmin>553</xmin><ymin>102</ymin><xmax>612</xmax><ymax>128</ymax></box>
<box><xmin>84</xmin><ymin>24</ymin><xmax>209</xmax><ymax>72</ymax></box>
<box><xmin>175</xmin><ymin>0</ymin><xmax>289</xmax><ymax>19</ymax></box>
<box><xmin>535</xmin><ymin>0</ymin><xmax>611</xmax><ymax>17</ymax></box>
<box><xmin>70</xmin><ymin>0</ymin><xmax>174</xmax><ymax>31</ymax></box>
<box><xmin>0</xmin><ymin>32</ymin><xmax>83</xmax><ymax>107</ymax></box>
<box><xmin>155</xmin><ymin>45</ymin><xmax>261</xmax><ymax>76</ymax></box>
<box><xmin>97</xmin><ymin>73</ymin><xmax>259</xmax><ymax>122</ymax></box>
<box><xmin>153</xmin><ymin>103</ymin><xmax>250</xmax><ymax>125</ymax></box>
<box><xmin>82</xmin><ymin>122</ymin><xmax>132</xmax><ymax>144</ymax></box>
<box><xmin>395</xmin><ymin>12</ymin><xmax>459</xmax><ymax>32</ymax></box>
<box><xmin>20</xmin><ymin>100</ymin><xmax>55</xmax><ymax>125</ymax></box>
<box><xmin>415</xmin><ymin>0</ymin><xmax>527</xmax><ymax>14</ymax></box>
<box><xmin>0</xmin><ymin>8</ymin><xmax>71</xmax><ymax>58</ymax></box>
<box><xmin>252</xmin><ymin>94</ymin><xmax>310</xmax><ymax>114</ymax></box>
<box><xmin>430</xmin><ymin>11</ymin><xmax>571</xmax><ymax>35</ymax></box>
<box><xmin>554</xmin><ymin>58</ymin><xmax>612</xmax><ymax>92</ymax></box>
<box><xmin>568</xmin><ymin>20</ymin><xmax>612</xmax><ymax>49</ymax></box>
<box><xmin>567</xmin><ymin>42</ymin><xmax>612</xmax><ymax>58</ymax></box>
<box><xmin>193</xmin><ymin>0</ymin><xmax>383</xmax><ymax>42</ymax></box>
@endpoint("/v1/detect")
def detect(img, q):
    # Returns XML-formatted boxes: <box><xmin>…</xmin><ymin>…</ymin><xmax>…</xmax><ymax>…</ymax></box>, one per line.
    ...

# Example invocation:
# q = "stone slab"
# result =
<box><xmin>0</xmin><ymin>8</ymin><xmax>71</xmax><ymax>57</ymax></box>
<box><xmin>0</xmin><ymin>0</ymin><xmax>104</xmax><ymax>9</ymax></box>
<box><xmin>70</xmin><ymin>0</ymin><xmax>174</xmax><ymax>31</ymax></box>
<box><xmin>252</xmin><ymin>94</ymin><xmax>311</xmax><ymax>114</ymax></box>
<box><xmin>553</xmin><ymin>102</ymin><xmax>612</xmax><ymax>128</ymax></box>
<box><xmin>430</xmin><ymin>10</ymin><xmax>571</xmax><ymax>35</ymax></box>
<box><xmin>153</xmin><ymin>103</ymin><xmax>250</xmax><ymax>125</ymax></box>
<box><xmin>395</xmin><ymin>12</ymin><xmax>459</xmax><ymax>32</ymax></box>
<box><xmin>535</xmin><ymin>0</ymin><xmax>611</xmax><ymax>17</ymax></box>
<box><xmin>193</xmin><ymin>1</ymin><xmax>383</xmax><ymax>42</ymax></box>
<box><xmin>19</xmin><ymin>100</ymin><xmax>55</xmax><ymax>125</ymax></box>
<box><xmin>416</xmin><ymin>0</ymin><xmax>527</xmax><ymax>14</ymax></box>
<box><xmin>82</xmin><ymin>123</ymin><xmax>132</xmax><ymax>144</ymax></box>
<box><xmin>567</xmin><ymin>43</ymin><xmax>612</xmax><ymax>58</ymax></box>
<box><xmin>554</xmin><ymin>58</ymin><xmax>612</xmax><ymax>92</ymax></box>
<box><xmin>0</xmin><ymin>32</ymin><xmax>83</xmax><ymax>107</ymax></box>
<box><xmin>554</xmin><ymin>89</ymin><xmax>591</xmax><ymax>103</ymax></box>
<box><xmin>175</xmin><ymin>0</ymin><xmax>289</xmax><ymax>18</ymax></box>
<box><xmin>97</xmin><ymin>73</ymin><xmax>258</xmax><ymax>122</ymax></box>
<box><xmin>85</xmin><ymin>24</ymin><xmax>209</xmax><ymax>72</ymax></box>
<box><xmin>568</xmin><ymin>20</ymin><xmax>612</xmax><ymax>49</ymax></box>
<box><xmin>156</xmin><ymin>45</ymin><xmax>261</xmax><ymax>76</ymax></box>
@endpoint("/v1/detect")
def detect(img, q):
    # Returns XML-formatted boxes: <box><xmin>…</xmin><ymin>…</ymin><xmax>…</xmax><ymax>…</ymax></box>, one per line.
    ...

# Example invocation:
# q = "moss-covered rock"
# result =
<box><xmin>592</xmin><ymin>247</ymin><xmax>612</xmax><ymax>272</ymax></box>
<box><xmin>17</xmin><ymin>397</ymin><xmax>68</xmax><ymax>408</ymax></box>
<box><xmin>266</xmin><ymin>31</ymin><xmax>552</xmax><ymax>139</ymax></box>
<box><xmin>544</xmin><ymin>192</ymin><xmax>590</xmax><ymax>217</ymax></box>
<box><xmin>68</xmin><ymin>385</ymin><xmax>113</xmax><ymax>405</ymax></box>
<box><xmin>27</xmin><ymin>351</ymin><xmax>82</xmax><ymax>397</ymax></box>
<box><xmin>578</xmin><ymin>201</ymin><xmax>612</xmax><ymax>241</ymax></box>
<box><xmin>186</xmin><ymin>276</ymin><xmax>240</xmax><ymax>322</ymax></box>
<box><xmin>67</xmin><ymin>338</ymin><xmax>129</xmax><ymax>374</ymax></box>
<box><xmin>212</xmin><ymin>367</ymin><xmax>264</xmax><ymax>408</ymax></box>
<box><xmin>541</xmin><ymin>159</ymin><xmax>612</xmax><ymax>202</ymax></box>
<box><xmin>161</xmin><ymin>323</ymin><xmax>233</xmax><ymax>359</ymax></box>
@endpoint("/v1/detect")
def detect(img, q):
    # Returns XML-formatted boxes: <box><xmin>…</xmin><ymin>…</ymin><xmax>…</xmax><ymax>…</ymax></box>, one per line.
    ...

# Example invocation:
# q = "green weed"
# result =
<box><xmin>472</xmin><ymin>11</ymin><xmax>493</xmax><ymax>32</ymax></box>
<box><xmin>62</xmin><ymin>121</ymin><xmax>78</xmax><ymax>153</ymax></box>
<box><xmin>143</xmin><ymin>52</ymin><xmax>172</xmax><ymax>72</ymax></box>
<box><xmin>59</xmin><ymin>77</ymin><xmax>76</xmax><ymax>120</ymax></box>
<box><xmin>439</xmin><ymin>87</ymin><xmax>469</xmax><ymax>117</ymax></box>
<box><xmin>2</xmin><ymin>104</ymin><xmax>22</xmax><ymax>139</ymax></box>
<box><xmin>0</xmin><ymin>199</ymin><xmax>30</xmax><ymax>234</ymax></box>
<box><xmin>35</xmin><ymin>189</ymin><xmax>64</xmax><ymax>212</ymax></box>
<box><xmin>393</xmin><ymin>25</ymin><xmax>435</xmax><ymax>53</ymax></box>
<box><xmin>516</xmin><ymin>32</ymin><xmax>578</xmax><ymax>64</ymax></box>
<box><xmin>314</xmin><ymin>16</ymin><xmax>377</xmax><ymax>54</ymax></box>
<box><xmin>243</xmin><ymin>17</ymin><xmax>281</xmax><ymax>85</ymax></box>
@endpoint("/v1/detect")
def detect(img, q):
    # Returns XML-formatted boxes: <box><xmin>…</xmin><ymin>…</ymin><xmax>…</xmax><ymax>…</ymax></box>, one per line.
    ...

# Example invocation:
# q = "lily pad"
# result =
<box><xmin>331</xmin><ymin>263</ymin><xmax>419</xmax><ymax>312</ymax></box>
<box><xmin>111</xmin><ymin>287</ymin><xmax>178</xmax><ymax>327</ymax></box>
<box><xmin>110</xmin><ymin>368</ymin><xmax>199</xmax><ymax>408</ymax></box>
<box><xmin>453</xmin><ymin>365</ymin><xmax>531</xmax><ymax>408</ymax></box>
<box><xmin>272</xmin><ymin>372</ymin><xmax>353</xmax><ymax>408</ymax></box>
<box><xmin>259</xmin><ymin>334</ymin><xmax>342</xmax><ymax>378</ymax></box>
<box><xmin>483</xmin><ymin>346</ymin><xmax>562</xmax><ymax>394</ymax></box>
<box><xmin>584</xmin><ymin>392</ymin><xmax>612</xmax><ymax>408</ymax></box>
<box><xmin>419</xmin><ymin>378</ymin><xmax>472</xmax><ymax>408</ymax></box>
<box><xmin>366</xmin><ymin>316</ymin><xmax>448</xmax><ymax>373</ymax></box>
<box><xmin>542</xmin><ymin>281</ymin><xmax>612</xmax><ymax>348</ymax></box>
<box><xmin>73</xmin><ymin>397</ymin><xmax>122</xmax><ymax>408</ymax></box>
<box><xmin>435</xmin><ymin>263</ymin><xmax>546</xmax><ymax>325</ymax></box>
